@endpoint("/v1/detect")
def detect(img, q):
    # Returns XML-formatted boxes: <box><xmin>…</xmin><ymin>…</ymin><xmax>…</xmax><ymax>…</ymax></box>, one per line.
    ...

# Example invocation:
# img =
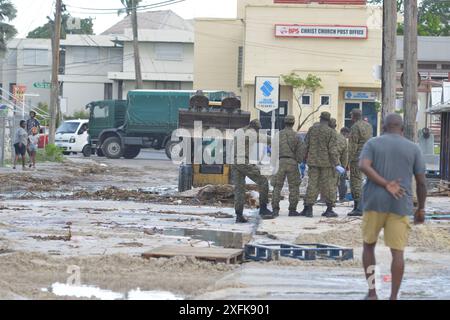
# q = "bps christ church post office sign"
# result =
<box><xmin>273</xmin><ymin>1</ymin><xmax>368</xmax><ymax>40</ymax></box>
<box><xmin>275</xmin><ymin>24</ymin><xmax>368</xmax><ymax>39</ymax></box>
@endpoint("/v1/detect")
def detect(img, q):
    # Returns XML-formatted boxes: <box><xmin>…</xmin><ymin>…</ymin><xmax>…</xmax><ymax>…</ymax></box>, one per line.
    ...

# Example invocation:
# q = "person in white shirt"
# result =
<box><xmin>28</xmin><ymin>127</ymin><xmax>39</xmax><ymax>169</ymax></box>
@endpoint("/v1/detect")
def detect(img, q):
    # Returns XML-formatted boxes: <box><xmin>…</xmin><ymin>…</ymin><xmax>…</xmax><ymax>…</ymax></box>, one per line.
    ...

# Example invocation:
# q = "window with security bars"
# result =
<box><xmin>23</xmin><ymin>49</ymin><xmax>48</xmax><ymax>66</ymax></box>
<box><xmin>72</xmin><ymin>47</ymin><xmax>99</xmax><ymax>63</ymax></box>
<box><xmin>155</xmin><ymin>43</ymin><xmax>184</xmax><ymax>61</ymax></box>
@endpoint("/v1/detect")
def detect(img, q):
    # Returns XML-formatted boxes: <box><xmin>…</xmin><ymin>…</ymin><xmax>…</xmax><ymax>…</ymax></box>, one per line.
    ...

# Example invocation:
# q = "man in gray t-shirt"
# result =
<box><xmin>360</xmin><ymin>133</ymin><xmax>426</xmax><ymax>216</ymax></box>
<box><xmin>359</xmin><ymin>114</ymin><xmax>427</xmax><ymax>301</ymax></box>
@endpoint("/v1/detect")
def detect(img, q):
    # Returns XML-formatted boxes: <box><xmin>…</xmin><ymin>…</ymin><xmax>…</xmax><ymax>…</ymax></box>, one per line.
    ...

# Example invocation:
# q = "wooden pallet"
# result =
<box><xmin>142</xmin><ymin>245</ymin><xmax>244</xmax><ymax>264</ymax></box>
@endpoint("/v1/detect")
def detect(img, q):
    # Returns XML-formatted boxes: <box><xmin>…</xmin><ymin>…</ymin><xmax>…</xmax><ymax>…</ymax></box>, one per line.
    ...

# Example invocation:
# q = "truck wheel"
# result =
<box><xmin>178</xmin><ymin>165</ymin><xmax>193</xmax><ymax>192</ymax></box>
<box><xmin>82</xmin><ymin>145</ymin><xmax>91</xmax><ymax>157</ymax></box>
<box><xmin>165</xmin><ymin>140</ymin><xmax>183</xmax><ymax>160</ymax></box>
<box><xmin>123</xmin><ymin>146</ymin><xmax>141</xmax><ymax>159</ymax></box>
<box><xmin>96</xmin><ymin>148</ymin><xmax>104</xmax><ymax>157</ymax></box>
<box><xmin>102</xmin><ymin>136</ymin><xmax>123</xmax><ymax>159</ymax></box>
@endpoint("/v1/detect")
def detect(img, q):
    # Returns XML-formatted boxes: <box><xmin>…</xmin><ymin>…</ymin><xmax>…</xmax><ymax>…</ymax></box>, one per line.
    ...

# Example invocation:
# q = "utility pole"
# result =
<box><xmin>49</xmin><ymin>0</ymin><xmax>62</xmax><ymax>145</ymax></box>
<box><xmin>131</xmin><ymin>0</ymin><xmax>143</xmax><ymax>89</ymax></box>
<box><xmin>381</xmin><ymin>0</ymin><xmax>397</xmax><ymax>120</ymax></box>
<box><xmin>403</xmin><ymin>0</ymin><xmax>419</xmax><ymax>142</ymax></box>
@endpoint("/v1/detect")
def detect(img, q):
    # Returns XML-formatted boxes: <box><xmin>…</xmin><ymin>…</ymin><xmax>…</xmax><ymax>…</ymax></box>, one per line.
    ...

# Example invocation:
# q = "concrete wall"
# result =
<box><xmin>60</xmin><ymin>46</ymin><xmax>123</xmax><ymax>116</ymax></box>
<box><xmin>122</xmin><ymin>42</ymin><xmax>194</xmax><ymax>76</ymax></box>
<box><xmin>194</xmin><ymin>19</ymin><xmax>244</xmax><ymax>94</ymax></box>
<box><xmin>0</xmin><ymin>39</ymin><xmax>52</xmax><ymax>112</ymax></box>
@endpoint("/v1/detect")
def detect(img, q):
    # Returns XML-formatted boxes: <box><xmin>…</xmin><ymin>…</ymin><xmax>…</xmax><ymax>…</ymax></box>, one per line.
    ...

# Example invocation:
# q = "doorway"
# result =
<box><xmin>259</xmin><ymin>101</ymin><xmax>288</xmax><ymax>131</ymax></box>
<box><xmin>344</xmin><ymin>102</ymin><xmax>378</xmax><ymax>136</ymax></box>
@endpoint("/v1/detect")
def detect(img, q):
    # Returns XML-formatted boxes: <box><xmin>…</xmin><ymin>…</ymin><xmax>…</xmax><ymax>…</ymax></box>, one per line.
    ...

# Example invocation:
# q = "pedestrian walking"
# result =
<box><xmin>299</xmin><ymin>112</ymin><xmax>343</xmax><ymax>218</ymax></box>
<box><xmin>233</xmin><ymin>119</ymin><xmax>274</xmax><ymax>223</ymax></box>
<box><xmin>347</xmin><ymin>109</ymin><xmax>373</xmax><ymax>216</ymax></box>
<box><xmin>360</xmin><ymin>114</ymin><xmax>427</xmax><ymax>300</ymax></box>
<box><xmin>13</xmin><ymin>120</ymin><xmax>28</xmax><ymax>170</ymax></box>
<box><xmin>271</xmin><ymin>115</ymin><xmax>306</xmax><ymax>217</ymax></box>
<box><xmin>26</xmin><ymin>111</ymin><xmax>40</xmax><ymax>135</ymax></box>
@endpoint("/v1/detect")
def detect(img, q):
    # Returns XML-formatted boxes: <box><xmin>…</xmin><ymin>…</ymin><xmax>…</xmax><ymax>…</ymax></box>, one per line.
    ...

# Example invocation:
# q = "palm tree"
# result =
<box><xmin>120</xmin><ymin>0</ymin><xmax>143</xmax><ymax>89</ymax></box>
<box><xmin>0</xmin><ymin>0</ymin><xmax>17</xmax><ymax>51</ymax></box>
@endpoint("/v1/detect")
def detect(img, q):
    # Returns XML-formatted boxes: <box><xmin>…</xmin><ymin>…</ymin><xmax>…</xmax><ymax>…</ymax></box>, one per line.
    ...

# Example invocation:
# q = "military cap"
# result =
<box><xmin>248</xmin><ymin>119</ymin><xmax>262</xmax><ymax>130</ymax></box>
<box><xmin>329</xmin><ymin>118</ymin><xmax>337</xmax><ymax>128</ymax></box>
<box><xmin>320</xmin><ymin>111</ymin><xmax>331</xmax><ymax>121</ymax></box>
<box><xmin>350</xmin><ymin>108</ymin><xmax>362</xmax><ymax>116</ymax></box>
<box><xmin>284</xmin><ymin>115</ymin><xmax>296</xmax><ymax>125</ymax></box>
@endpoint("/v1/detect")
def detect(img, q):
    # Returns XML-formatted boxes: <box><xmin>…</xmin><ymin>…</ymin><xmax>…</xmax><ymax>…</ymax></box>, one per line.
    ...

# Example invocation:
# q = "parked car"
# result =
<box><xmin>38</xmin><ymin>126</ymin><xmax>49</xmax><ymax>149</ymax></box>
<box><xmin>55</xmin><ymin>119</ymin><xmax>91</xmax><ymax>157</ymax></box>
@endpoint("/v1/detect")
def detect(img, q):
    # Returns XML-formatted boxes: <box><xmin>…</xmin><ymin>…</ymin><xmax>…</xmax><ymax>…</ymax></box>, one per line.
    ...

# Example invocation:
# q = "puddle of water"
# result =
<box><xmin>163</xmin><ymin>228</ymin><xmax>251</xmax><ymax>249</ymax></box>
<box><xmin>44</xmin><ymin>283</ymin><xmax>183</xmax><ymax>300</ymax></box>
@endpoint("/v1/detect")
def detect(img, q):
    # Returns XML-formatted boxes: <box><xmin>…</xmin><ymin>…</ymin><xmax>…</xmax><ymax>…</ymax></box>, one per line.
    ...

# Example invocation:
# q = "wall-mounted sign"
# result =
<box><xmin>255</xmin><ymin>76</ymin><xmax>280</xmax><ymax>113</ymax></box>
<box><xmin>12</xmin><ymin>85</ymin><xmax>26</xmax><ymax>103</ymax></box>
<box><xmin>33</xmin><ymin>81</ymin><xmax>51</xmax><ymax>89</ymax></box>
<box><xmin>275</xmin><ymin>24</ymin><xmax>368</xmax><ymax>39</ymax></box>
<box><xmin>344</xmin><ymin>91</ymin><xmax>378</xmax><ymax>100</ymax></box>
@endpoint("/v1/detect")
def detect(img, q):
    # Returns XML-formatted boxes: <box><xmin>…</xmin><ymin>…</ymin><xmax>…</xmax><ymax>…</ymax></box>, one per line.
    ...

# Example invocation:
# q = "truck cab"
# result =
<box><xmin>86</xmin><ymin>100</ymin><xmax>127</xmax><ymax>157</ymax></box>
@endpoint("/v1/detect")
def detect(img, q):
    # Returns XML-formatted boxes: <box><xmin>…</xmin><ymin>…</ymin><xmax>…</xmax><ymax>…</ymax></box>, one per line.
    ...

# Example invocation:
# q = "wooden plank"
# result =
<box><xmin>142</xmin><ymin>246</ymin><xmax>244</xmax><ymax>264</ymax></box>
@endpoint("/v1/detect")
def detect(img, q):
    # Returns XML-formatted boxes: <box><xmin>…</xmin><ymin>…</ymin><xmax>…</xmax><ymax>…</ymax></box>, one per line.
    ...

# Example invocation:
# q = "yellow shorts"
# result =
<box><xmin>362</xmin><ymin>211</ymin><xmax>412</xmax><ymax>251</ymax></box>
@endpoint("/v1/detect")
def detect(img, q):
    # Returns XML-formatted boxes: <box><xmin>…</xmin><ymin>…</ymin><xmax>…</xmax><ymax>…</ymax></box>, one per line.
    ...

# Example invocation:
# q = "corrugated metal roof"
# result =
<box><xmin>102</xmin><ymin>10</ymin><xmax>193</xmax><ymax>35</ymax></box>
<box><xmin>397</xmin><ymin>36</ymin><xmax>450</xmax><ymax>62</ymax></box>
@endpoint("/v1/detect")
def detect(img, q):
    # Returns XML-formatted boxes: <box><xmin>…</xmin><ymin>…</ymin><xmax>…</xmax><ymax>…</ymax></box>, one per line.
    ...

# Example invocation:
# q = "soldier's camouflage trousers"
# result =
<box><xmin>349</xmin><ymin>161</ymin><xmax>362</xmax><ymax>202</ymax></box>
<box><xmin>304</xmin><ymin>166</ymin><xmax>336</xmax><ymax>206</ymax></box>
<box><xmin>233</xmin><ymin>164</ymin><xmax>269</xmax><ymax>214</ymax></box>
<box><xmin>271</xmin><ymin>158</ymin><xmax>301</xmax><ymax>211</ymax></box>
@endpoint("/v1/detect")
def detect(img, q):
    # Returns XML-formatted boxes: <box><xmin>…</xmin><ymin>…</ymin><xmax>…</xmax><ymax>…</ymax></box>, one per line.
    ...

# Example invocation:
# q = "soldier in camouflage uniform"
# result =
<box><xmin>329</xmin><ymin>119</ymin><xmax>349</xmax><ymax>205</ymax></box>
<box><xmin>233</xmin><ymin>119</ymin><xmax>274</xmax><ymax>223</ymax></box>
<box><xmin>347</xmin><ymin>109</ymin><xmax>373</xmax><ymax>216</ymax></box>
<box><xmin>271</xmin><ymin>115</ymin><xmax>306</xmax><ymax>217</ymax></box>
<box><xmin>299</xmin><ymin>112</ymin><xmax>341</xmax><ymax>218</ymax></box>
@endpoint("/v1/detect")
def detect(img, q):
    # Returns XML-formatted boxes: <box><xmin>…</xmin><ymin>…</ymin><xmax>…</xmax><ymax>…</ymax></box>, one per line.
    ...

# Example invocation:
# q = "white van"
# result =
<box><xmin>55</xmin><ymin>119</ymin><xmax>91</xmax><ymax>157</ymax></box>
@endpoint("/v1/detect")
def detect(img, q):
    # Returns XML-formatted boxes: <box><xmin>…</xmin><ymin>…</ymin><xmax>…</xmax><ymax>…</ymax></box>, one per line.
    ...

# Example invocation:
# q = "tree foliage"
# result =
<box><xmin>281</xmin><ymin>73</ymin><xmax>323</xmax><ymax>131</ymax></box>
<box><xmin>0</xmin><ymin>0</ymin><xmax>17</xmax><ymax>51</ymax></box>
<box><xmin>27</xmin><ymin>14</ymin><xmax>94</xmax><ymax>39</ymax></box>
<box><xmin>368</xmin><ymin>0</ymin><xmax>450</xmax><ymax>36</ymax></box>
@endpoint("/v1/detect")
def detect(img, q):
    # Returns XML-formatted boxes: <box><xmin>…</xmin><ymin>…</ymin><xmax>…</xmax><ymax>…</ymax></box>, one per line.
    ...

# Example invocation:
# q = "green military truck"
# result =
<box><xmin>86</xmin><ymin>90</ymin><xmax>228</xmax><ymax>159</ymax></box>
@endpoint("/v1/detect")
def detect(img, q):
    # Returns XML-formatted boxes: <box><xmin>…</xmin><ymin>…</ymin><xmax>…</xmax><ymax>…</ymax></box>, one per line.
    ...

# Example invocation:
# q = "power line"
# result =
<box><xmin>65</xmin><ymin>0</ymin><xmax>181</xmax><ymax>12</ymax></box>
<box><xmin>65</xmin><ymin>0</ymin><xmax>187</xmax><ymax>15</ymax></box>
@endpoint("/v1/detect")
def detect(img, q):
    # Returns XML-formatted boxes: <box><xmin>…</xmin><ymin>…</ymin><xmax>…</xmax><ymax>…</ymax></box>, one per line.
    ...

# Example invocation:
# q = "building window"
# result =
<box><xmin>301</xmin><ymin>94</ymin><xmax>312</xmax><ymax>106</ymax></box>
<box><xmin>7</xmin><ymin>49</ymin><xmax>17</xmax><ymax>65</ymax></box>
<box><xmin>108</xmin><ymin>48</ymin><xmax>123</xmax><ymax>64</ymax></box>
<box><xmin>441</xmin><ymin>64</ymin><xmax>450</xmax><ymax>70</ymax></box>
<box><xmin>72</xmin><ymin>47</ymin><xmax>99</xmax><ymax>63</ymax></box>
<box><xmin>320</xmin><ymin>95</ymin><xmax>331</xmax><ymax>106</ymax></box>
<box><xmin>237</xmin><ymin>46</ymin><xmax>243</xmax><ymax>88</ymax></box>
<box><xmin>104</xmin><ymin>83</ymin><xmax>113</xmax><ymax>100</ymax></box>
<box><xmin>155</xmin><ymin>81</ymin><xmax>181</xmax><ymax>90</ymax></box>
<box><xmin>23</xmin><ymin>49</ymin><xmax>48</xmax><ymax>66</ymax></box>
<box><xmin>155</xmin><ymin>43</ymin><xmax>183</xmax><ymax>61</ymax></box>
<box><xmin>418</xmin><ymin>63</ymin><xmax>437</xmax><ymax>70</ymax></box>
